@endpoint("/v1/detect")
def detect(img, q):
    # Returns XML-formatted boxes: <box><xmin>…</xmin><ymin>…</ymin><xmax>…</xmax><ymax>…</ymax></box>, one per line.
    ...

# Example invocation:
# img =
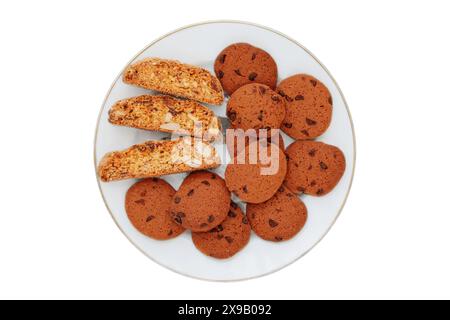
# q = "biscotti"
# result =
<box><xmin>98</xmin><ymin>137</ymin><xmax>220</xmax><ymax>182</ymax></box>
<box><xmin>123</xmin><ymin>58</ymin><xmax>224</xmax><ymax>105</ymax></box>
<box><xmin>108</xmin><ymin>95</ymin><xmax>221</xmax><ymax>141</ymax></box>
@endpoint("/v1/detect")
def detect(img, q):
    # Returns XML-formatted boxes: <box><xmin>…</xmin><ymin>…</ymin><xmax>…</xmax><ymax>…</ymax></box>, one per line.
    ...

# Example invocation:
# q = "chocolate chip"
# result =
<box><xmin>217</xmin><ymin>225</ymin><xmax>224</xmax><ymax>232</ymax></box>
<box><xmin>208</xmin><ymin>215</ymin><xmax>215</xmax><ymax>223</ymax></box>
<box><xmin>279</xmin><ymin>186</ymin><xmax>285</xmax><ymax>192</ymax></box>
<box><xmin>271</xmin><ymin>95</ymin><xmax>280</xmax><ymax>102</ymax></box>
<box><xmin>242</xmin><ymin>185</ymin><xmax>248</xmax><ymax>193</ymax></box>
<box><xmin>230</xmin><ymin>202</ymin><xmax>238</xmax><ymax>209</ymax></box>
<box><xmin>297</xmin><ymin>186</ymin><xmax>306</xmax><ymax>193</ymax></box>
<box><xmin>228</xmin><ymin>210</ymin><xmax>237</xmax><ymax>218</ymax></box>
<box><xmin>200</xmin><ymin>223</ymin><xmax>208</xmax><ymax>228</ymax></box>
<box><xmin>174</xmin><ymin>196</ymin><xmax>181</xmax><ymax>204</ymax></box>
<box><xmin>211</xmin><ymin>174</ymin><xmax>216</xmax><ymax>179</ymax></box>
<box><xmin>217</xmin><ymin>70</ymin><xmax>224</xmax><ymax>79</ymax></box>
<box><xmin>251</xmin><ymin>52</ymin><xmax>257</xmax><ymax>60</ymax></box>
<box><xmin>168</xmin><ymin>230</ymin><xmax>173</xmax><ymax>236</ymax></box>
<box><xmin>135</xmin><ymin>199</ymin><xmax>145</xmax><ymax>205</ymax></box>
<box><xmin>278</xmin><ymin>90</ymin><xmax>286</xmax><ymax>97</ymax></box>
<box><xmin>275</xmin><ymin>236</ymin><xmax>283</xmax><ymax>242</ymax></box>
<box><xmin>187</xmin><ymin>189</ymin><xmax>194</xmax><ymax>196</ymax></box>
<box><xmin>234</xmin><ymin>69</ymin><xmax>243</xmax><ymax>76</ymax></box>
<box><xmin>268</xmin><ymin>219</ymin><xmax>279</xmax><ymax>228</ymax></box>
<box><xmin>219</xmin><ymin>54</ymin><xmax>226</xmax><ymax>63</ymax></box>
<box><xmin>146</xmin><ymin>215</ymin><xmax>155</xmax><ymax>222</ymax></box>
<box><xmin>209</xmin><ymin>227</ymin><xmax>218</xmax><ymax>233</ymax></box>
<box><xmin>201</xmin><ymin>180</ymin><xmax>210</xmax><ymax>186</ymax></box>
<box><xmin>258</xmin><ymin>86</ymin><xmax>266</xmax><ymax>95</ymax></box>
<box><xmin>306</xmin><ymin>118</ymin><xmax>317</xmax><ymax>126</ymax></box>
<box><xmin>310</xmin><ymin>79</ymin><xmax>317</xmax><ymax>87</ymax></box>
<box><xmin>242</xmin><ymin>216</ymin><xmax>248</xmax><ymax>224</ymax></box>
<box><xmin>295</xmin><ymin>95</ymin><xmax>304</xmax><ymax>100</ymax></box>
<box><xmin>308</xmin><ymin>149</ymin><xmax>316</xmax><ymax>157</ymax></box>
<box><xmin>320</xmin><ymin>162</ymin><xmax>328</xmax><ymax>170</ymax></box>
<box><xmin>173</xmin><ymin>215</ymin><xmax>182</xmax><ymax>224</ymax></box>
<box><xmin>310</xmin><ymin>180</ymin><xmax>317</xmax><ymax>187</ymax></box>
<box><xmin>258</xmin><ymin>110</ymin><xmax>263</xmax><ymax>121</ymax></box>
<box><xmin>283</xmin><ymin>122</ymin><xmax>293</xmax><ymax>128</ymax></box>
<box><xmin>227</xmin><ymin>110</ymin><xmax>237</xmax><ymax>122</ymax></box>
<box><xmin>285</xmin><ymin>95</ymin><xmax>293</xmax><ymax>102</ymax></box>
<box><xmin>248</xmin><ymin>72</ymin><xmax>257</xmax><ymax>81</ymax></box>
<box><xmin>328</xmin><ymin>96</ymin><xmax>333</xmax><ymax>104</ymax></box>
<box><xmin>301</xmin><ymin>129</ymin><xmax>310</xmax><ymax>137</ymax></box>
<box><xmin>225</xmin><ymin>236</ymin><xmax>234</xmax><ymax>244</ymax></box>
<box><xmin>316</xmin><ymin>188</ymin><xmax>324</xmax><ymax>195</ymax></box>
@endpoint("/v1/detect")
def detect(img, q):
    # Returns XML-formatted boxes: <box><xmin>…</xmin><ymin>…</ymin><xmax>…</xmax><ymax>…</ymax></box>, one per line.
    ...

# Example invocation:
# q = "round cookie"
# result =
<box><xmin>170</xmin><ymin>171</ymin><xmax>231</xmax><ymax>232</ymax></box>
<box><xmin>225</xmin><ymin>140</ymin><xmax>287</xmax><ymax>204</ymax></box>
<box><xmin>284</xmin><ymin>140</ymin><xmax>346</xmax><ymax>196</ymax></box>
<box><xmin>277</xmin><ymin>74</ymin><xmax>332</xmax><ymax>140</ymax></box>
<box><xmin>192</xmin><ymin>202</ymin><xmax>251</xmax><ymax>259</ymax></box>
<box><xmin>214</xmin><ymin>43</ymin><xmax>278</xmax><ymax>95</ymax></box>
<box><xmin>247</xmin><ymin>185</ymin><xmax>307</xmax><ymax>242</ymax></box>
<box><xmin>125</xmin><ymin>178</ymin><xmax>184</xmax><ymax>240</ymax></box>
<box><xmin>226</xmin><ymin>83</ymin><xmax>285</xmax><ymax>132</ymax></box>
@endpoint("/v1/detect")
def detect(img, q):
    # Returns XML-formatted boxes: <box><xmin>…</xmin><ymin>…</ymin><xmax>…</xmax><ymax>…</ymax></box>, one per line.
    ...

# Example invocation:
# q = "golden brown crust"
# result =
<box><xmin>98</xmin><ymin>138</ymin><xmax>220</xmax><ymax>182</ymax></box>
<box><xmin>123</xmin><ymin>58</ymin><xmax>224</xmax><ymax>105</ymax></box>
<box><xmin>108</xmin><ymin>95</ymin><xmax>221</xmax><ymax>141</ymax></box>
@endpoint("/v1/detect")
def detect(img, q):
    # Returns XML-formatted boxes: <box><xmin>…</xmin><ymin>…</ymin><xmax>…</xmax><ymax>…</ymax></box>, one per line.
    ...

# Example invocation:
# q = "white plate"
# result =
<box><xmin>94</xmin><ymin>21</ymin><xmax>355</xmax><ymax>281</ymax></box>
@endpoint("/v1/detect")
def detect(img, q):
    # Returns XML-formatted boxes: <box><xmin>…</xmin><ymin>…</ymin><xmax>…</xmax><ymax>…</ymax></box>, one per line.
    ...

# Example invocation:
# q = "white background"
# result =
<box><xmin>0</xmin><ymin>0</ymin><xmax>449</xmax><ymax>300</ymax></box>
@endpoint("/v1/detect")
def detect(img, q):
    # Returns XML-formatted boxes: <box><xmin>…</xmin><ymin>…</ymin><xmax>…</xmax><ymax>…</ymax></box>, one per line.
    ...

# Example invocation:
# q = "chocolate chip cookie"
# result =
<box><xmin>214</xmin><ymin>43</ymin><xmax>278</xmax><ymax>95</ymax></box>
<box><xmin>170</xmin><ymin>171</ymin><xmax>231</xmax><ymax>232</ymax></box>
<box><xmin>225</xmin><ymin>140</ymin><xmax>287</xmax><ymax>204</ymax></box>
<box><xmin>192</xmin><ymin>202</ymin><xmax>251</xmax><ymax>259</ymax></box>
<box><xmin>277</xmin><ymin>74</ymin><xmax>332</xmax><ymax>140</ymax></box>
<box><xmin>226</xmin><ymin>83</ymin><xmax>285</xmax><ymax>132</ymax></box>
<box><xmin>247</xmin><ymin>185</ymin><xmax>307</xmax><ymax>242</ymax></box>
<box><xmin>284</xmin><ymin>140</ymin><xmax>346</xmax><ymax>196</ymax></box>
<box><xmin>125</xmin><ymin>178</ymin><xmax>184</xmax><ymax>240</ymax></box>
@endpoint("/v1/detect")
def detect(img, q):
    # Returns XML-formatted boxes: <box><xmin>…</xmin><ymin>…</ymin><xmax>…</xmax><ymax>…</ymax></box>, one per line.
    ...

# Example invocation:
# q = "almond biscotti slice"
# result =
<box><xmin>98</xmin><ymin>137</ymin><xmax>220</xmax><ymax>182</ymax></box>
<box><xmin>123</xmin><ymin>58</ymin><xmax>224</xmax><ymax>105</ymax></box>
<box><xmin>108</xmin><ymin>95</ymin><xmax>221</xmax><ymax>141</ymax></box>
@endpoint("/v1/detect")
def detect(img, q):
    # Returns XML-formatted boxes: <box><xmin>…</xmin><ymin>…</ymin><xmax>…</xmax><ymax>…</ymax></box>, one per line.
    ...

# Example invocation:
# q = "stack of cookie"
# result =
<box><xmin>216</xmin><ymin>43</ymin><xmax>346</xmax><ymax>246</ymax></box>
<box><xmin>97</xmin><ymin>43</ymin><xmax>346</xmax><ymax>260</ymax></box>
